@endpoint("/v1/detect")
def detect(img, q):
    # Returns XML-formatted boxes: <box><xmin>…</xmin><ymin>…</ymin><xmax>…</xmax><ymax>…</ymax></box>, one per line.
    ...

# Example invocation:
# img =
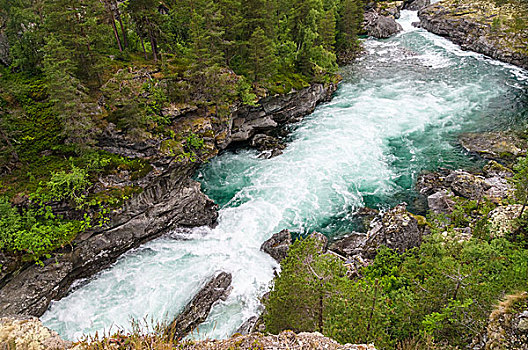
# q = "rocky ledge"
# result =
<box><xmin>417</xmin><ymin>0</ymin><xmax>528</xmax><ymax>69</ymax></box>
<box><xmin>0</xmin><ymin>82</ymin><xmax>337</xmax><ymax>318</ymax></box>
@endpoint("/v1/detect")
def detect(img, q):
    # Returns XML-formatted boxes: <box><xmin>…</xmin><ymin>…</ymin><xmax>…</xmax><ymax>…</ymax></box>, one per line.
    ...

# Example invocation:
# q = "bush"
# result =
<box><xmin>0</xmin><ymin>196</ymin><xmax>79</xmax><ymax>261</ymax></box>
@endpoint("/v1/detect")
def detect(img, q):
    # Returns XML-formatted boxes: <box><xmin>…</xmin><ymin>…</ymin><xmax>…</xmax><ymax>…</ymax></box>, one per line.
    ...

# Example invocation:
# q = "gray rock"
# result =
<box><xmin>416</xmin><ymin>169</ymin><xmax>452</xmax><ymax>196</ymax></box>
<box><xmin>261</xmin><ymin>229</ymin><xmax>293</xmax><ymax>263</ymax></box>
<box><xmin>447</xmin><ymin>171</ymin><xmax>490</xmax><ymax>200</ymax></box>
<box><xmin>330</xmin><ymin>232</ymin><xmax>368</xmax><ymax>257</ymax></box>
<box><xmin>363</xmin><ymin>10</ymin><xmax>403</xmax><ymax>39</ymax></box>
<box><xmin>483</xmin><ymin>160</ymin><xmax>513</xmax><ymax>178</ymax></box>
<box><xmin>235</xmin><ymin>316</ymin><xmax>259</xmax><ymax>335</ymax></box>
<box><xmin>167</xmin><ymin>272</ymin><xmax>232</xmax><ymax>340</ymax></box>
<box><xmin>230</xmin><ymin>83</ymin><xmax>337</xmax><ymax>143</ymax></box>
<box><xmin>0</xmin><ymin>163</ymin><xmax>218</xmax><ymax>317</ymax></box>
<box><xmin>428</xmin><ymin>190</ymin><xmax>455</xmax><ymax>215</ymax></box>
<box><xmin>250</xmin><ymin>134</ymin><xmax>286</xmax><ymax>159</ymax></box>
<box><xmin>459</xmin><ymin>132</ymin><xmax>527</xmax><ymax>163</ymax></box>
<box><xmin>330</xmin><ymin>204</ymin><xmax>421</xmax><ymax>259</ymax></box>
<box><xmin>418</xmin><ymin>4</ymin><xmax>528</xmax><ymax>70</ymax></box>
<box><xmin>404</xmin><ymin>0</ymin><xmax>431</xmax><ymax>11</ymax></box>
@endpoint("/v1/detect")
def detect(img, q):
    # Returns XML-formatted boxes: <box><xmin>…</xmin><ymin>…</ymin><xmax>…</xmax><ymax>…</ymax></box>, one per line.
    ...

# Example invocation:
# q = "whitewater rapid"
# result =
<box><xmin>42</xmin><ymin>10</ymin><xmax>528</xmax><ymax>340</ymax></box>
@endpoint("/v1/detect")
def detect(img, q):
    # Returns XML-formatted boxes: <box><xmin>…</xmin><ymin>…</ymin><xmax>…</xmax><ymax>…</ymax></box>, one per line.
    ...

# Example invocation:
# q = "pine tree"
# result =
<box><xmin>42</xmin><ymin>35</ymin><xmax>96</xmax><ymax>147</ymax></box>
<box><xmin>248</xmin><ymin>26</ymin><xmax>277</xmax><ymax>83</ymax></box>
<box><xmin>336</xmin><ymin>0</ymin><xmax>363</xmax><ymax>64</ymax></box>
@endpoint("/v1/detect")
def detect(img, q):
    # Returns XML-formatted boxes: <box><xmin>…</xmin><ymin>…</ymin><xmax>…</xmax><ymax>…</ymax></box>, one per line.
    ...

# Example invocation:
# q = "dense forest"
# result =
<box><xmin>0</xmin><ymin>0</ymin><xmax>363</xmax><ymax>262</ymax></box>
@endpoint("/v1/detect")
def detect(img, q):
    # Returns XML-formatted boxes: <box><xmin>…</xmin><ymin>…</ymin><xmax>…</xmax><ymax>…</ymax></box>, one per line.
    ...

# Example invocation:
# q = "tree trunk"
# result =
<box><xmin>140</xmin><ymin>36</ymin><xmax>148</xmax><ymax>60</ymax></box>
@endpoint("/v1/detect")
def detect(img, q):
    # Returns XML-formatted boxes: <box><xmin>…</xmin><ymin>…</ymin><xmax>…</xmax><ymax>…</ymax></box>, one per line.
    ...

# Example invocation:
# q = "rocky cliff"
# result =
<box><xmin>417</xmin><ymin>0</ymin><xmax>528</xmax><ymax>70</ymax></box>
<box><xmin>0</xmin><ymin>82</ymin><xmax>337</xmax><ymax>318</ymax></box>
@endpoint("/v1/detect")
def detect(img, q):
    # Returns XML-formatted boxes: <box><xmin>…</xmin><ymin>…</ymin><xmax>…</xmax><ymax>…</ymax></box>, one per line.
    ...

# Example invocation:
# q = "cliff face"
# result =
<box><xmin>417</xmin><ymin>0</ymin><xmax>528</xmax><ymax>70</ymax></box>
<box><xmin>0</xmin><ymin>83</ymin><xmax>337</xmax><ymax>318</ymax></box>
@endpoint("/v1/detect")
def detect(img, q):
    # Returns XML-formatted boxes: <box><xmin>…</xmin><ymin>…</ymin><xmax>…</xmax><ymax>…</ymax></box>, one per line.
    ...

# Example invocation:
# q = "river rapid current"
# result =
<box><xmin>42</xmin><ymin>11</ymin><xmax>528</xmax><ymax>341</ymax></box>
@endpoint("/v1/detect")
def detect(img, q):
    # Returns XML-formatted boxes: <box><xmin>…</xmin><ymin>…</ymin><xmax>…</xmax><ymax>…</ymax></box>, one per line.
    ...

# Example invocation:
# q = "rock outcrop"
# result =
<box><xmin>0</xmin><ymin>83</ymin><xmax>338</xmax><ymax>318</ymax></box>
<box><xmin>178</xmin><ymin>331</ymin><xmax>377</xmax><ymax>350</ymax></box>
<box><xmin>363</xmin><ymin>10</ymin><xmax>403</xmax><ymax>39</ymax></box>
<box><xmin>330</xmin><ymin>204</ymin><xmax>422</xmax><ymax>260</ymax></box>
<box><xmin>261</xmin><ymin>229</ymin><xmax>293</xmax><ymax>263</ymax></box>
<box><xmin>0</xmin><ymin>316</ymin><xmax>70</xmax><ymax>349</ymax></box>
<box><xmin>168</xmin><ymin>272</ymin><xmax>232</xmax><ymax>340</ymax></box>
<box><xmin>0</xmin><ymin>162</ymin><xmax>218</xmax><ymax>317</ymax></box>
<box><xmin>261</xmin><ymin>231</ymin><xmax>328</xmax><ymax>263</ymax></box>
<box><xmin>230</xmin><ymin>83</ymin><xmax>337</xmax><ymax>144</ymax></box>
<box><xmin>473</xmin><ymin>292</ymin><xmax>528</xmax><ymax>350</ymax></box>
<box><xmin>417</xmin><ymin>0</ymin><xmax>528</xmax><ymax>70</ymax></box>
<box><xmin>404</xmin><ymin>0</ymin><xmax>430</xmax><ymax>11</ymax></box>
<box><xmin>459</xmin><ymin>132</ymin><xmax>527</xmax><ymax>163</ymax></box>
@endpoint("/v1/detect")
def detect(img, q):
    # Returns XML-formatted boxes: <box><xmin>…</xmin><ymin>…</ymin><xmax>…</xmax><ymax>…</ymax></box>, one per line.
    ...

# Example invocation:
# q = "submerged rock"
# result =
<box><xmin>363</xmin><ymin>10</ymin><xmax>403</xmax><ymax>39</ymax></box>
<box><xmin>168</xmin><ymin>272</ymin><xmax>232</xmax><ymax>340</ymax></box>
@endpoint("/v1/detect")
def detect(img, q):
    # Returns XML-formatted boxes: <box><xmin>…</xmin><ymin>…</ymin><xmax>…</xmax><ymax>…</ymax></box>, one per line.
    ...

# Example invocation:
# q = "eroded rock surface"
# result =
<box><xmin>330</xmin><ymin>204</ymin><xmax>422</xmax><ymax>260</ymax></box>
<box><xmin>363</xmin><ymin>10</ymin><xmax>403</xmax><ymax>38</ymax></box>
<box><xmin>459</xmin><ymin>132</ymin><xmax>527</xmax><ymax>163</ymax></box>
<box><xmin>168</xmin><ymin>272</ymin><xmax>232</xmax><ymax>340</ymax></box>
<box><xmin>418</xmin><ymin>0</ymin><xmax>528</xmax><ymax>70</ymax></box>
<box><xmin>474</xmin><ymin>292</ymin><xmax>528</xmax><ymax>350</ymax></box>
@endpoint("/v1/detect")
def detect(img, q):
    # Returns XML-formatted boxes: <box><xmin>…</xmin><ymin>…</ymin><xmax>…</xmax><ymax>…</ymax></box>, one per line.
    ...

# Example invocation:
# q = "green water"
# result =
<box><xmin>42</xmin><ymin>10</ymin><xmax>528</xmax><ymax>341</ymax></box>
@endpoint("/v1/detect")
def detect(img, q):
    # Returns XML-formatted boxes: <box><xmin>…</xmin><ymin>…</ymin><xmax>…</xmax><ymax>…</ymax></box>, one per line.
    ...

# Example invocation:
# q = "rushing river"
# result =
<box><xmin>42</xmin><ymin>11</ymin><xmax>528</xmax><ymax>341</ymax></box>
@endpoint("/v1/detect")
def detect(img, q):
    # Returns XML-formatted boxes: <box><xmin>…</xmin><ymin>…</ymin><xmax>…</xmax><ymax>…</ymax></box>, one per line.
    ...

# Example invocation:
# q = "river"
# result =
<box><xmin>42</xmin><ymin>10</ymin><xmax>528</xmax><ymax>341</ymax></box>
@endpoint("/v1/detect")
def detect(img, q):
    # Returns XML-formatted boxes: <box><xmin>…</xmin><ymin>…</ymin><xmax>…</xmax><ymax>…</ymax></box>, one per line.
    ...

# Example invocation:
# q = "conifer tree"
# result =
<box><xmin>42</xmin><ymin>36</ymin><xmax>96</xmax><ymax>147</ymax></box>
<box><xmin>248</xmin><ymin>27</ymin><xmax>277</xmax><ymax>82</ymax></box>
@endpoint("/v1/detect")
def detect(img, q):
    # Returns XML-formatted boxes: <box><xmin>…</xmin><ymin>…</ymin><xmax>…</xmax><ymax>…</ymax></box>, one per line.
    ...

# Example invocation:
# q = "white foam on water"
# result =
<box><xmin>41</xmin><ymin>9</ymin><xmax>528</xmax><ymax>342</ymax></box>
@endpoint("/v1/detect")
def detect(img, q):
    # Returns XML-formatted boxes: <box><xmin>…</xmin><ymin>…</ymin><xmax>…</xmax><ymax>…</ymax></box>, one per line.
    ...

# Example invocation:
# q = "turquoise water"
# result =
<box><xmin>42</xmin><ymin>11</ymin><xmax>528</xmax><ymax>341</ymax></box>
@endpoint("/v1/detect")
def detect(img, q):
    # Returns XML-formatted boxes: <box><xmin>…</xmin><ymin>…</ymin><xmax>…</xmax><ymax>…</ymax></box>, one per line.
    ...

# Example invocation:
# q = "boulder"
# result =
<box><xmin>488</xmin><ymin>205</ymin><xmax>523</xmax><ymax>238</ymax></box>
<box><xmin>330</xmin><ymin>204</ymin><xmax>422</xmax><ymax>259</ymax></box>
<box><xmin>459</xmin><ymin>132</ymin><xmax>527</xmax><ymax>163</ymax></box>
<box><xmin>329</xmin><ymin>232</ymin><xmax>368</xmax><ymax>257</ymax></box>
<box><xmin>261</xmin><ymin>229</ymin><xmax>293</xmax><ymax>263</ymax></box>
<box><xmin>484</xmin><ymin>176</ymin><xmax>512</xmax><ymax>204</ymax></box>
<box><xmin>404</xmin><ymin>0</ymin><xmax>431</xmax><ymax>11</ymax></box>
<box><xmin>0</xmin><ymin>316</ymin><xmax>71</xmax><ymax>349</ymax></box>
<box><xmin>416</xmin><ymin>169</ymin><xmax>452</xmax><ymax>196</ymax></box>
<box><xmin>168</xmin><ymin>272</ymin><xmax>232</xmax><ymax>340</ymax></box>
<box><xmin>250</xmin><ymin>134</ymin><xmax>286</xmax><ymax>159</ymax></box>
<box><xmin>447</xmin><ymin>171</ymin><xmax>490</xmax><ymax>200</ymax></box>
<box><xmin>483</xmin><ymin>160</ymin><xmax>513</xmax><ymax>178</ymax></box>
<box><xmin>363</xmin><ymin>10</ymin><xmax>403</xmax><ymax>39</ymax></box>
<box><xmin>427</xmin><ymin>190</ymin><xmax>455</xmax><ymax>215</ymax></box>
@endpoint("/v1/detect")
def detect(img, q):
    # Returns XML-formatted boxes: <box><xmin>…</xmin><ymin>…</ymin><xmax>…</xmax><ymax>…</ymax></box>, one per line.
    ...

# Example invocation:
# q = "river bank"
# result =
<box><xmin>417</xmin><ymin>0</ymin><xmax>528</xmax><ymax>69</ymax></box>
<box><xmin>0</xmin><ymin>82</ymin><xmax>337</xmax><ymax>317</ymax></box>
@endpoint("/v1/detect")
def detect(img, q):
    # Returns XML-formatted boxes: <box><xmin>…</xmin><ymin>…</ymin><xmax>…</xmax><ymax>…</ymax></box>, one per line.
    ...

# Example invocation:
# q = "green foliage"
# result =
<box><xmin>510</xmin><ymin>157</ymin><xmax>528</xmax><ymax>217</ymax></box>
<box><xmin>266</xmin><ymin>228</ymin><xmax>528</xmax><ymax>349</ymax></box>
<box><xmin>0</xmin><ymin>196</ymin><xmax>80</xmax><ymax>262</ymax></box>
<box><xmin>264</xmin><ymin>236</ymin><xmax>391</xmax><ymax>347</ymax></box>
<box><xmin>32</xmin><ymin>164</ymin><xmax>92</xmax><ymax>206</ymax></box>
